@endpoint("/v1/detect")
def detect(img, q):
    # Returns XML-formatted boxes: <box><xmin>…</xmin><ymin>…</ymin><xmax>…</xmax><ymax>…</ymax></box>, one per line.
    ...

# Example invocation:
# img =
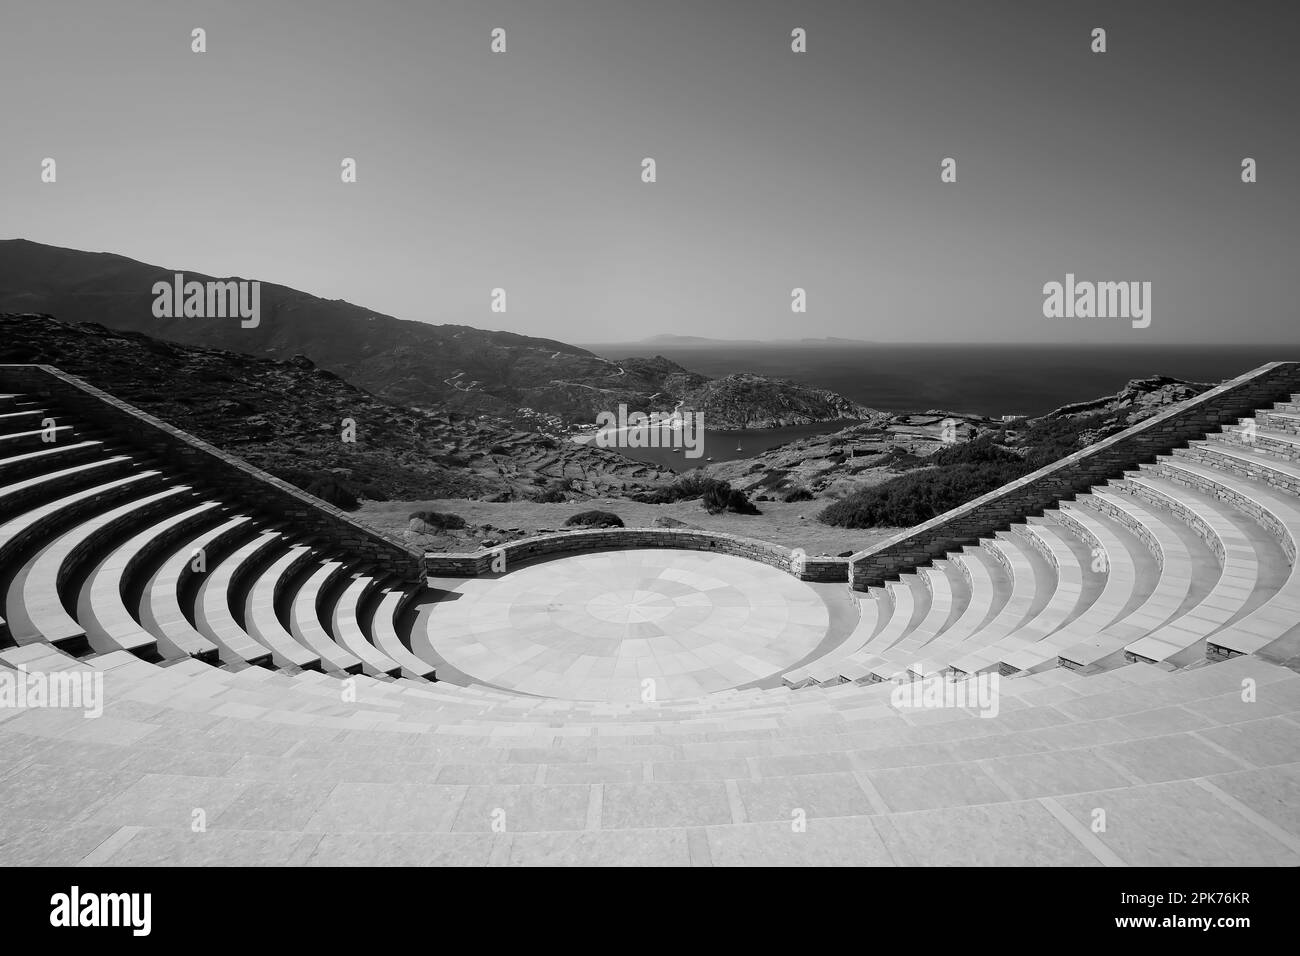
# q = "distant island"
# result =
<box><xmin>593</xmin><ymin>333</ymin><xmax>875</xmax><ymax>348</ymax></box>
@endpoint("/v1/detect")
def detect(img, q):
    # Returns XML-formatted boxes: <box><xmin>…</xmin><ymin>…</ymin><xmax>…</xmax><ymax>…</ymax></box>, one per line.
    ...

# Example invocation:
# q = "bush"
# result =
<box><xmin>636</xmin><ymin>471</ymin><xmax>742</xmax><ymax>505</ymax></box>
<box><xmin>702</xmin><ymin>480</ymin><xmax>760</xmax><ymax>515</ymax></box>
<box><xmin>634</xmin><ymin>474</ymin><xmax>763</xmax><ymax>515</ymax></box>
<box><xmin>782</xmin><ymin>487</ymin><xmax>815</xmax><ymax>503</ymax></box>
<box><xmin>408</xmin><ymin>510</ymin><xmax>466</xmax><ymax>532</ymax></box>
<box><xmin>565</xmin><ymin>510</ymin><xmax>624</xmax><ymax>528</ymax></box>
<box><xmin>817</xmin><ymin>410</ymin><xmax>1148</xmax><ymax>530</ymax></box>
<box><xmin>926</xmin><ymin>435</ymin><xmax>1022</xmax><ymax>467</ymax></box>
<box><xmin>819</xmin><ymin>460</ymin><xmax>1025</xmax><ymax>528</ymax></box>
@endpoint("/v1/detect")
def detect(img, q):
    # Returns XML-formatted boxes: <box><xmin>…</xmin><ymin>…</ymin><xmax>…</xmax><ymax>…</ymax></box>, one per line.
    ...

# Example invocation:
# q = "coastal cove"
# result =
<box><xmin>587</xmin><ymin>344</ymin><xmax>1297</xmax><ymax>418</ymax></box>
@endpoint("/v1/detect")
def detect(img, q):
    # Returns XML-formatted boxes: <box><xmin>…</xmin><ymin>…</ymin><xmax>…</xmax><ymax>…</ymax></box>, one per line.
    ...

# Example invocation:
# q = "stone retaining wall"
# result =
<box><xmin>849</xmin><ymin>361</ymin><xmax>1300</xmax><ymax>590</ymax></box>
<box><xmin>424</xmin><ymin>527</ymin><xmax>848</xmax><ymax>582</ymax></box>
<box><xmin>0</xmin><ymin>364</ymin><xmax>424</xmax><ymax>582</ymax></box>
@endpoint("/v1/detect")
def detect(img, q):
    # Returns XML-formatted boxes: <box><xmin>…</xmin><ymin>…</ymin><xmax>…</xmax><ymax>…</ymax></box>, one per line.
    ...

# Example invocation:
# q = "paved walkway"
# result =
<box><xmin>423</xmin><ymin>550</ymin><xmax>830</xmax><ymax>701</ymax></box>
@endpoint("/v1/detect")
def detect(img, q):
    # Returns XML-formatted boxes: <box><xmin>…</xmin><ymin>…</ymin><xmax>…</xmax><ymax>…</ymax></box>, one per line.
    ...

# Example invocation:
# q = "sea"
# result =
<box><xmin>580</xmin><ymin>343</ymin><xmax>1299</xmax><ymax>472</ymax></box>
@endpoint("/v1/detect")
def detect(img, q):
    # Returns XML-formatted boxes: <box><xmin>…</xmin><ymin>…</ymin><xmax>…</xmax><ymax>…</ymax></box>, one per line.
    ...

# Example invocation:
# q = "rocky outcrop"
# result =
<box><xmin>1045</xmin><ymin>376</ymin><xmax>1210</xmax><ymax>419</ymax></box>
<box><xmin>679</xmin><ymin>372</ymin><xmax>876</xmax><ymax>428</ymax></box>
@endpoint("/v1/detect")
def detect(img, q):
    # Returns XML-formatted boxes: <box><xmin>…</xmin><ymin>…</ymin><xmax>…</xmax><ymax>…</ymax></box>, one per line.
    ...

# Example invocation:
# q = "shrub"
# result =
<box><xmin>817</xmin><ymin>409</ymin><xmax>1153</xmax><ymax>530</ymax></box>
<box><xmin>565</xmin><ymin>510</ymin><xmax>624</xmax><ymax>528</ymax></box>
<box><xmin>782</xmin><ymin>487</ymin><xmax>815</xmax><ymax>503</ymax></box>
<box><xmin>701</xmin><ymin>480</ymin><xmax>760</xmax><ymax>515</ymax></box>
<box><xmin>819</xmin><ymin>460</ymin><xmax>1025</xmax><ymax>528</ymax></box>
<box><xmin>636</xmin><ymin>471</ymin><xmax>740</xmax><ymax>505</ymax></box>
<box><xmin>408</xmin><ymin>510</ymin><xmax>466</xmax><ymax>532</ymax></box>
<box><xmin>926</xmin><ymin>435</ymin><xmax>1022</xmax><ymax>467</ymax></box>
<box><xmin>667</xmin><ymin>471</ymin><xmax>717</xmax><ymax>499</ymax></box>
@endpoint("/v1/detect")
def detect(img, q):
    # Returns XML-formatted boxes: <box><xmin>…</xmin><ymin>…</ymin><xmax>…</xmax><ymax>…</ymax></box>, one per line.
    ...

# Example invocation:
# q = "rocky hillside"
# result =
<box><xmin>0</xmin><ymin>314</ymin><xmax>677</xmax><ymax>503</ymax></box>
<box><xmin>678</xmin><ymin>372</ymin><xmax>874</xmax><ymax>428</ymax></box>
<box><xmin>704</xmin><ymin>375</ymin><xmax>1213</xmax><ymax>506</ymax></box>
<box><xmin>0</xmin><ymin>240</ymin><xmax>866</xmax><ymax>427</ymax></box>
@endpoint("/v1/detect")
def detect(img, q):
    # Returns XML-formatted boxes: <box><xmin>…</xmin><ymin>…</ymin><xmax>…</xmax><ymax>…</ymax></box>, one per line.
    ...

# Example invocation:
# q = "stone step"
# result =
<box><xmin>331</xmin><ymin>572</ymin><xmax>402</xmax><ymax>678</ymax></box>
<box><xmin>139</xmin><ymin>513</ymin><xmax>253</xmax><ymax>663</ymax></box>
<box><xmin>194</xmin><ymin>529</ymin><xmax>281</xmax><ymax>669</ymax></box>
<box><xmin>290</xmin><ymin>560</ymin><xmax>363</xmax><ymax>675</ymax></box>
<box><xmin>76</xmin><ymin>499</ymin><xmax>225</xmax><ymax>659</ymax></box>
<box><xmin>244</xmin><ymin>544</ymin><xmax>324</xmax><ymax>671</ymax></box>
<box><xmin>1145</xmin><ymin>457</ymin><xmax>1300</xmax><ymax>660</ymax></box>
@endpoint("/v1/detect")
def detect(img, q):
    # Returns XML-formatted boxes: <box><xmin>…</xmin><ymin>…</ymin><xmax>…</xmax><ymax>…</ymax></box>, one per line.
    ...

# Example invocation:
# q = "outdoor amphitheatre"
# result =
<box><xmin>1</xmin><ymin>360</ymin><xmax>1298</xmax><ymax>867</ymax></box>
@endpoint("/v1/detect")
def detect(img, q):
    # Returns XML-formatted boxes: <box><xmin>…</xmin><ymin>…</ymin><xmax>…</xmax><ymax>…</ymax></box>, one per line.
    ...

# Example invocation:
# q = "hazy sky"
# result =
<box><xmin>2</xmin><ymin>0</ymin><xmax>1297</xmax><ymax>345</ymax></box>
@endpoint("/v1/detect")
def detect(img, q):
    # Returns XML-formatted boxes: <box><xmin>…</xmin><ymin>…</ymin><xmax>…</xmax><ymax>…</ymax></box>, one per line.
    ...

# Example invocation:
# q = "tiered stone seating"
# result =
<box><xmin>3</xmin><ymin>381</ymin><xmax>1300</xmax><ymax>865</ymax></box>
<box><xmin>195</xmin><ymin>529</ymin><xmax>282</xmax><ymax>668</ymax></box>
<box><xmin>372</xmin><ymin>586</ymin><xmax>439</xmax><ymax>680</ymax></box>
<box><xmin>865</xmin><ymin>561</ymin><xmax>961</xmax><ymax>680</ymax></box>
<box><xmin>903</xmin><ymin>548</ymin><xmax>1003</xmax><ymax>676</ymax></box>
<box><xmin>244</xmin><ymin>544</ymin><xmax>323</xmax><ymax>670</ymax></box>
<box><xmin>7</xmin><ymin>484</ymin><xmax>193</xmax><ymax>649</ymax></box>
<box><xmin>1108</xmin><ymin>471</ymin><xmax>1263</xmax><ymax>664</ymax></box>
<box><xmin>773</xmin><ymin>393</ymin><xmax>1300</xmax><ymax>687</ymax></box>
<box><xmin>1151</xmin><ymin>456</ymin><xmax>1300</xmax><ymax>660</ymax></box>
<box><xmin>782</xmin><ymin>591</ymin><xmax>882</xmax><ymax>687</ymax></box>
<box><xmin>289</xmin><ymin>560</ymin><xmax>364</xmax><ymax>675</ymax></box>
<box><xmin>933</xmin><ymin>536</ymin><xmax>1041</xmax><ymax>675</ymax></box>
<box><xmin>836</xmin><ymin>575</ymin><xmax>923</xmax><ymax>682</ymax></box>
<box><xmin>139</xmin><ymin>514</ymin><xmax>253</xmax><ymax>662</ymax></box>
<box><xmin>948</xmin><ymin>522</ymin><xmax>1088</xmax><ymax>675</ymax></box>
<box><xmin>76</xmin><ymin>499</ymin><xmax>224</xmax><ymax>657</ymax></box>
<box><xmin>331</xmin><ymin>572</ymin><xmax>402</xmax><ymax>677</ymax></box>
<box><xmin>0</xmin><ymin>423</ymin><xmax>75</xmax><ymax>455</ymax></box>
<box><xmin>0</xmin><ymin>391</ymin><xmax>419</xmax><ymax>683</ymax></box>
<box><xmin>1052</xmin><ymin>486</ymin><xmax>1197</xmax><ymax>670</ymax></box>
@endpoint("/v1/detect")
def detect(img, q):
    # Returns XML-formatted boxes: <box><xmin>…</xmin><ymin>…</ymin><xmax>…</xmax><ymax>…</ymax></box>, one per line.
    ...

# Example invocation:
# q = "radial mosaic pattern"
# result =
<box><xmin>423</xmin><ymin>549</ymin><xmax>831</xmax><ymax>702</ymax></box>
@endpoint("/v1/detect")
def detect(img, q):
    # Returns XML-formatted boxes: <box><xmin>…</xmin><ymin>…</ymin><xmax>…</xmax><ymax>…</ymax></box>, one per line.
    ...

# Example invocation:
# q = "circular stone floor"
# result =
<box><xmin>422</xmin><ymin>549</ymin><xmax>831</xmax><ymax>702</ymax></box>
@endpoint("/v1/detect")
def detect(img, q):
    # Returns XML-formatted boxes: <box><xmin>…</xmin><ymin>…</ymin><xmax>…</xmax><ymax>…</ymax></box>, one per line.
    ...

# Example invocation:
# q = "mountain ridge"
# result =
<box><xmin>0</xmin><ymin>239</ymin><xmax>873</xmax><ymax>427</ymax></box>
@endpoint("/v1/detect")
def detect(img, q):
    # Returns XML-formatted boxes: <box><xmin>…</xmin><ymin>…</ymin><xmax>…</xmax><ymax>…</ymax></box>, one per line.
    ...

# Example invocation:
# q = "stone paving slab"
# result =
<box><xmin>422</xmin><ymin>550</ymin><xmax>830</xmax><ymax>702</ymax></box>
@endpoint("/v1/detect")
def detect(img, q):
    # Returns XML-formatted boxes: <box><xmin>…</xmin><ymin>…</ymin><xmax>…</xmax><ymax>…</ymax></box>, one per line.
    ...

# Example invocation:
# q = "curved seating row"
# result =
<box><xmin>4</xmin><ymin>380</ymin><xmax>1300</xmax><ymax>869</ymax></box>
<box><xmin>0</xmin><ymin>390</ymin><xmax>433</xmax><ymax>686</ymax></box>
<box><xmin>78</xmin><ymin>500</ymin><xmax>224</xmax><ymax>657</ymax></box>
<box><xmin>777</xmin><ymin>392</ymin><xmax>1300</xmax><ymax>687</ymax></box>
<box><xmin>1047</xmin><ymin>487</ymin><xmax>1195</xmax><ymax>669</ymax></box>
